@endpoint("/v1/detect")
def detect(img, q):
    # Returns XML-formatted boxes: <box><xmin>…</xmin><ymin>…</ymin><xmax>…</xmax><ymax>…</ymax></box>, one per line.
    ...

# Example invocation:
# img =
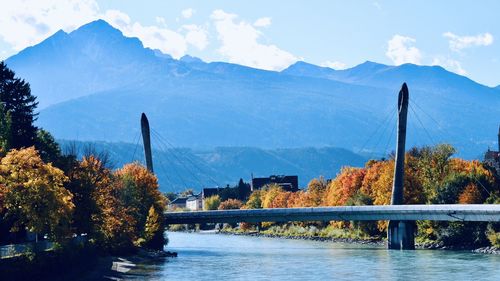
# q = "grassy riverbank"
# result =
<box><xmin>170</xmin><ymin>222</ymin><xmax>499</xmax><ymax>254</ymax></box>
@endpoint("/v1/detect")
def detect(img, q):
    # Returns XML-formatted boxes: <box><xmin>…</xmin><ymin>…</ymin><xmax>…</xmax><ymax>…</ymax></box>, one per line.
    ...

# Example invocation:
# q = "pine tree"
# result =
<box><xmin>0</xmin><ymin>61</ymin><xmax>38</xmax><ymax>149</ymax></box>
<box><xmin>0</xmin><ymin>101</ymin><xmax>11</xmax><ymax>153</ymax></box>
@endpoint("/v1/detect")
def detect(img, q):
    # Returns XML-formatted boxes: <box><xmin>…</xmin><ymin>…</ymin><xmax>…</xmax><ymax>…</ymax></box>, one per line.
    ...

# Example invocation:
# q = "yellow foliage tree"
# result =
<box><xmin>204</xmin><ymin>195</ymin><xmax>221</xmax><ymax>210</ymax></box>
<box><xmin>0</xmin><ymin>147</ymin><xmax>74</xmax><ymax>241</ymax></box>
<box><xmin>143</xmin><ymin>205</ymin><xmax>165</xmax><ymax>250</ymax></box>
<box><xmin>305</xmin><ymin>177</ymin><xmax>328</xmax><ymax>207</ymax></box>
<box><xmin>113</xmin><ymin>163</ymin><xmax>166</xmax><ymax>248</ymax></box>
<box><xmin>261</xmin><ymin>184</ymin><xmax>283</xmax><ymax>208</ymax></box>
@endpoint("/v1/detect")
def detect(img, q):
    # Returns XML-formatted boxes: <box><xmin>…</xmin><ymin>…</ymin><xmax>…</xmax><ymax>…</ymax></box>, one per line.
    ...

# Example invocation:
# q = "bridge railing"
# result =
<box><xmin>164</xmin><ymin>204</ymin><xmax>500</xmax><ymax>224</ymax></box>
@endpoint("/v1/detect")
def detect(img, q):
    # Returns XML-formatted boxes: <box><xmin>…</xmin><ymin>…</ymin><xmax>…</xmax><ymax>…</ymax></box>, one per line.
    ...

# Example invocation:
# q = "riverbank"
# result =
<box><xmin>0</xmin><ymin>244</ymin><xmax>177</xmax><ymax>281</ymax></box>
<box><xmin>74</xmin><ymin>249</ymin><xmax>177</xmax><ymax>281</ymax></box>
<box><xmin>219</xmin><ymin>230</ymin><xmax>384</xmax><ymax>246</ymax></box>
<box><xmin>207</xmin><ymin>227</ymin><xmax>499</xmax><ymax>254</ymax></box>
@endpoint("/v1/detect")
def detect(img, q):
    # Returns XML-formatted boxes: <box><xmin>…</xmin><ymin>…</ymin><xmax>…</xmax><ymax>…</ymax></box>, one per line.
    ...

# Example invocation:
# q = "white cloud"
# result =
<box><xmin>254</xmin><ymin>17</ymin><xmax>271</xmax><ymax>27</ymax></box>
<box><xmin>210</xmin><ymin>9</ymin><xmax>298</xmax><ymax>71</ymax></box>
<box><xmin>432</xmin><ymin>57</ymin><xmax>467</xmax><ymax>75</ymax></box>
<box><xmin>0</xmin><ymin>0</ymin><xmax>207</xmax><ymax>59</ymax></box>
<box><xmin>385</xmin><ymin>34</ymin><xmax>422</xmax><ymax>65</ymax></box>
<box><xmin>0</xmin><ymin>0</ymin><xmax>99</xmax><ymax>50</ymax></box>
<box><xmin>182</xmin><ymin>24</ymin><xmax>209</xmax><ymax>50</ymax></box>
<box><xmin>443</xmin><ymin>32</ymin><xmax>493</xmax><ymax>52</ymax></box>
<box><xmin>321</xmin><ymin>60</ymin><xmax>347</xmax><ymax>70</ymax></box>
<box><xmin>181</xmin><ymin>8</ymin><xmax>195</xmax><ymax>19</ymax></box>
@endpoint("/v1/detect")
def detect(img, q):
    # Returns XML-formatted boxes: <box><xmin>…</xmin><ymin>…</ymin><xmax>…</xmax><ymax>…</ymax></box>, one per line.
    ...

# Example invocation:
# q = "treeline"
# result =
<box><xmin>231</xmin><ymin>144</ymin><xmax>500</xmax><ymax>248</ymax></box>
<box><xmin>0</xmin><ymin>62</ymin><xmax>165</xmax><ymax>253</ymax></box>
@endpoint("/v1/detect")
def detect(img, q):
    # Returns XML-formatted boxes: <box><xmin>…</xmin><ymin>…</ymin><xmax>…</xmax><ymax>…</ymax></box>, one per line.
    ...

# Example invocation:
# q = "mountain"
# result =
<box><xmin>5</xmin><ymin>20</ymin><xmax>500</xmax><ymax>159</ymax></box>
<box><xmin>58</xmin><ymin>140</ymin><xmax>366</xmax><ymax>192</ymax></box>
<box><xmin>6</xmin><ymin>20</ymin><xmax>189</xmax><ymax>108</ymax></box>
<box><xmin>283</xmin><ymin>60</ymin><xmax>496</xmax><ymax>98</ymax></box>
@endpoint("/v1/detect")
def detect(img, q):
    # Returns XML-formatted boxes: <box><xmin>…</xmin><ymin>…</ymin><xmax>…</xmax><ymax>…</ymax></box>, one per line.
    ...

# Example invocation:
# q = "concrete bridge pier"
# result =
<box><xmin>388</xmin><ymin>220</ymin><xmax>415</xmax><ymax>250</ymax></box>
<box><xmin>387</xmin><ymin>83</ymin><xmax>415</xmax><ymax>250</ymax></box>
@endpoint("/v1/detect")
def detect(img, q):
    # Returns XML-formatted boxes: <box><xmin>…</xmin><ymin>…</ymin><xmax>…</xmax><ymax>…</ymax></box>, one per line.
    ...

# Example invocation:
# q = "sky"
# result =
<box><xmin>0</xmin><ymin>0</ymin><xmax>499</xmax><ymax>86</ymax></box>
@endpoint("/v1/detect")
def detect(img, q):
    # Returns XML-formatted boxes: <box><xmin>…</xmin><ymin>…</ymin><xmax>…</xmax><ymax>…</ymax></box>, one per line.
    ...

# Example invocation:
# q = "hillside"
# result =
<box><xmin>58</xmin><ymin>140</ymin><xmax>366</xmax><ymax>192</ymax></box>
<box><xmin>5</xmin><ymin>20</ymin><xmax>500</xmax><ymax>159</ymax></box>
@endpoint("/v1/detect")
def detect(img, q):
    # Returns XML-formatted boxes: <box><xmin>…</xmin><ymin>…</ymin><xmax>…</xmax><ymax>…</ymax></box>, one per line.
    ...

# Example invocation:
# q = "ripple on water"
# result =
<box><xmin>124</xmin><ymin>232</ymin><xmax>500</xmax><ymax>281</ymax></box>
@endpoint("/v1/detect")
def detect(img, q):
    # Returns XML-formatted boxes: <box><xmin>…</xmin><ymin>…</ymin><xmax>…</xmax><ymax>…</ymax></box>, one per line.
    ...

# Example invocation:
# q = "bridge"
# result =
<box><xmin>140</xmin><ymin>83</ymin><xmax>500</xmax><ymax>250</ymax></box>
<box><xmin>164</xmin><ymin>204</ymin><xmax>500</xmax><ymax>224</ymax></box>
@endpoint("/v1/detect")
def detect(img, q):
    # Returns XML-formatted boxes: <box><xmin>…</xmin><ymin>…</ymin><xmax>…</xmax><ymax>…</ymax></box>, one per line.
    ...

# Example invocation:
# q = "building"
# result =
<box><xmin>251</xmin><ymin>175</ymin><xmax>299</xmax><ymax>192</ymax></box>
<box><xmin>484</xmin><ymin>125</ymin><xmax>500</xmax><ymax>175</ymax></box>
<box><xmin>202</xmin><ymin>187</ymin><xmax>220</xmax><ymax>199</ymax></box>
<box><xmin>186</xmin><ymin>193</ymin><xmax>202</xmax><ymax>211</ymax></box>
<box><xmin>168</xmin><ymin>197</ymin><xmax>187</xmax><ymax>210</ymax></box>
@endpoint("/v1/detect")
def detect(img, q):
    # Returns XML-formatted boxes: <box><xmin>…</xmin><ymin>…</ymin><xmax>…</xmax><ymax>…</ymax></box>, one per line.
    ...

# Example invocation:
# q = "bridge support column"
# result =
<box><xmin>388</xmin><ymin>220</ymin><xmax>415</xmax><ymax>250</ymax></box>
<box><xmin>387</xmin><ymin>83</ymin><xmax>415</xmax><ymax>250</ymax></box>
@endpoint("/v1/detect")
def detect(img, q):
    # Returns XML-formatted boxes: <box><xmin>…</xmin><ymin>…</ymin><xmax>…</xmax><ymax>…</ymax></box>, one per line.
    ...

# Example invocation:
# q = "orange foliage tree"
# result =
<box><xmin>324</xmin><ymin>167</ymin><xmax>366</xmax><ymax>206</ymax></box>
<box><xmin>219</xmin><ymin>198</ymin><xmax>244</xmax><ymax>210</ymax></box>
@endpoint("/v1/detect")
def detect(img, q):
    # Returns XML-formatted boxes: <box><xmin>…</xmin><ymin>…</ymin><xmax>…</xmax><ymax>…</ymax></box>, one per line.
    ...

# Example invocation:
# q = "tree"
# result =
<box><xmin>324</xmin><ymin>167</ymin><xmax>366</xmax><ymax>206</ymax></box>
<box><xmin>0</xmin><ymin>101</ymin><xmax>11</xmax><ymax>153</ymax></box>
<box><xmin>143</xmin><ymin>205</ymin><xmax>165</xmax><ymax>250</ymax></box>
<box><xmin>93</xmin><ymin>176</ymin><xmax>137</xmax><ymax>252</ymax></box>
<box><xmin>114</xmin><ymin>163</ymin><xmax>165</xmax><ymax>237</ymax></box>
<box><xmin>305</xmin><ymin>177</ymin><xmax>327</xmax><ymax>207</ymax></box>
<box><xmin>261</xmin><ymin>184</ymin><xmax>284</xmax><ymax>209</ymax></box>
<box><xmin>0</xmin><ymin>62</ymin><xmax>38</xmax><ymax>149</ymax></box>
<box><xmin>219</xmin><ymin>199</ymin><xmax>243</xmax><ymax>210</ymax></box>
<box><xmin>204</xmin><ymin>195</ymin><xmax>221</xmax><ymax>210</ymax></box>
<box><xmin>35</xmin><ymin>129</ymin><xmax>63</xmax><ymax>165</ymax></box>
<box><xmin>245</xmin><ymin>190</ymin><xmax>262</xmax><ymax>209</ymax></box>
<box><xmin>66</xmin><ymin>155</ymin><xmax>112</xmax><ymax>237</ymax></box>
<box><xmin>0</xmin><ymin>147</ymin><xmax>74</xmax><ymax>241</ymax></box>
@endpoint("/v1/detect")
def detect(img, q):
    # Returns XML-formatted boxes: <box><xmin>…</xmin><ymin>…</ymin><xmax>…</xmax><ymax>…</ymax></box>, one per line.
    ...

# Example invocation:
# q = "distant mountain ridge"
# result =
<box><xmin>5</xmin><ymin>20</ymin><xmax>500</xmax><ymax>159</ymax></box>
<box><xmin>58</xmin><ymin>140</ymin><xmax>366</xmax><ymax>192</ymax></box>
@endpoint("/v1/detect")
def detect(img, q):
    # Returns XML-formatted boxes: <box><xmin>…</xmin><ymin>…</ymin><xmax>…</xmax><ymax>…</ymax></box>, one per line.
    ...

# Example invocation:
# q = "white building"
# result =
<box><xmin>186</xmin><ymin>194</ymin><xmax>202</xmax><ymax>211</ymax></box>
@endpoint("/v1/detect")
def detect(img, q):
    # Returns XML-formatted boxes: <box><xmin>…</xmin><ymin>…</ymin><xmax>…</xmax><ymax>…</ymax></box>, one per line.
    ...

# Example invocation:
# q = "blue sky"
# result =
<box><xmin>0</xmin><ymin>0</ymin><xmax>499</xmax><ymax>86</ymax></box>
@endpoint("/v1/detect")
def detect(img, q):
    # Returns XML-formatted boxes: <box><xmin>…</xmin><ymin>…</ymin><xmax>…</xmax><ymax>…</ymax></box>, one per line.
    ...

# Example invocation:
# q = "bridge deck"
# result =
<box><xmin>165</xmin><ymin>204</ymin><xmax>500</xmax><ymax>224</ymax></box>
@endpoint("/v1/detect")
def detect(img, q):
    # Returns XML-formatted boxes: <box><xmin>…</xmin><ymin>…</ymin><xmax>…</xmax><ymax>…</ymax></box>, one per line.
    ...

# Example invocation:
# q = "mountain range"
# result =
<box><xmin>5</xmin><ymin>19</ymin><xmax>500</xmax><ymax>162</ymax></box>
<box><xmin>58</xmin><ymin>140</ymin><xmax>366</xmax><ymax>192</ymax></box>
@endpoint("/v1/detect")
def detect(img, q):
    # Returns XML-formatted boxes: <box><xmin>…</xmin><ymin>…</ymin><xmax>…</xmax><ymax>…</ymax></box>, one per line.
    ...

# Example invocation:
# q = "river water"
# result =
<box><xmin>126</xmin><ymin>231</ymin><xmax>499</xmax><ymax>281</ymax></box>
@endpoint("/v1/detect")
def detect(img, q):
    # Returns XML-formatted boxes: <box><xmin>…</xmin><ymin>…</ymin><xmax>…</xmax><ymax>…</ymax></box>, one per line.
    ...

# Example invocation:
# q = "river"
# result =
<box><xmin>124</xmin><ymin>231</ymin><xmax>499</xmax><ymax>281</ymax></box>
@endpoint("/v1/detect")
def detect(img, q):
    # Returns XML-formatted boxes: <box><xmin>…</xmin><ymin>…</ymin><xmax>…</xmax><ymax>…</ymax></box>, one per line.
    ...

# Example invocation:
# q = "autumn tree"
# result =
<box><xmin>324</xmin><ymin>167</ymin><xmax>366</xmax><ymax>206</ymax></box>
<box><xmin>66</xmin><ymin>155</ymin><xmax>112</xmax><ymax>237</ymax></box>
<box><xmin>143</xmin><ymin>205</ymin><xmax>165</xmax><ymax>250</ymax></box>
<box><xmin>93</xmin><ymin>176</ymin><xmax>137</xmax><ymax>252</ymax></box>
<box><xmin>245</xmin><ymin>190</ymin><xmax>262</xmax><ymax>209</ymax></box>
<box><xmin>204</xmin><ymin>195</ymin><xmax>221</xmax><ymax>210</ymax></box>
<box><xmin>305</xmin><ymin>177</ymin><xmax>328</xmax><ymax>206</ymax></box>
<box><xmin>219</xmin><ymin>198</ymin><xmax>243</xmax><ymax>210</ymax></box>
<box><xmin>0</xmin><ymin>147</ymin><xmax>74</xmax><ymax>241</ymax></box>
<box><xmin>114</xmin><ymin>163</ymin><xmax>166</xmax><ymax>247</ymax></box>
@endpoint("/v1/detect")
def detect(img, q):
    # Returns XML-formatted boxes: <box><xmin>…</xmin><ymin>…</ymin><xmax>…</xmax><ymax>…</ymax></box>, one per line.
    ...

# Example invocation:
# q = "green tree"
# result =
<box><xmin>0</xmin><ymin>62</ymin><xmax>38</xmax><ymax>149</ymax></box>
<box><xmin>0</xmin><ymin>101</ymin><xmax>11</xmax><ymax>153</ymax></box>
<box><xmin>35</xmin><ymin>129</ymin><xmax>63</xmax><ymax>165</ymax></box>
